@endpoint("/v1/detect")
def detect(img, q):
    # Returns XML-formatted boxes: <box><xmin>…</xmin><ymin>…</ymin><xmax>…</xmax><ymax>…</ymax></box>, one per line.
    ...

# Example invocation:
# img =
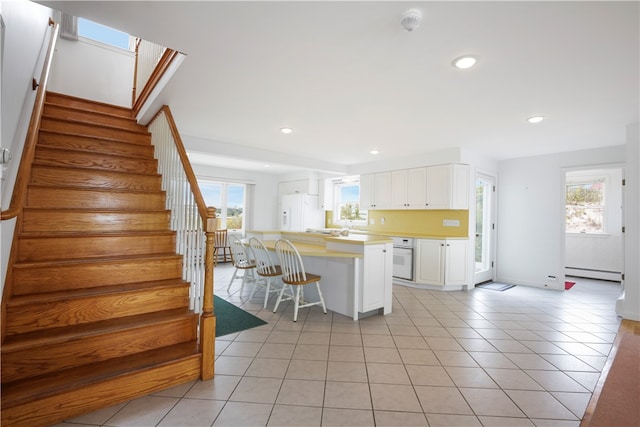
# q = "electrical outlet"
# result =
<box><xmin>369</xmin><ymin>218</ymin><xmax>375</xmax><ymax>225</ymax></box>
<box><xmin>380</xmin><ymin>217</ymin><xmax>385</xmax><ymax>225</ymax></box>
<box><xmin>443</xmin><ymin>219</ymin><xmax>460</xmax><ymax>227</ymax></box>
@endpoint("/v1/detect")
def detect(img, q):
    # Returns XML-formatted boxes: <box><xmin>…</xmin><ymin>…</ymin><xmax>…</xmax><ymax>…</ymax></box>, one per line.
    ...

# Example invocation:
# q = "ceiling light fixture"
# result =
<box><xmin>453</xmin><ymin>56</ymin><xmax>477</xmax><ymax>69</ymax></box>
<box><xmin>370</xmin><ymin>149</ymin><xmax>380</xmax><ymax>155</ymax></box>
<box><xmin>400</xmin><ymin>9</ymin><xmax>423</xmax><ymax>32</ymax></box>
<box><xmin>280</xmin><ymin>127</ymin><xmax>293</xmax><ymax>134</ymax></box>
<box><xmin>527</xmin><ymin>116</ymin><xmax>545</xmax><ymax>124</ymax></box>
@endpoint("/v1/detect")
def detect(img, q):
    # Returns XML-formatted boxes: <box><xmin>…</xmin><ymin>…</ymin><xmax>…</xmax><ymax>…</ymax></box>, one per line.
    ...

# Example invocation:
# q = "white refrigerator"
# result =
<box><xmin>280</xmin><ymin>193</ymin><xmax>324</xmax><ymax>232</ymax></box>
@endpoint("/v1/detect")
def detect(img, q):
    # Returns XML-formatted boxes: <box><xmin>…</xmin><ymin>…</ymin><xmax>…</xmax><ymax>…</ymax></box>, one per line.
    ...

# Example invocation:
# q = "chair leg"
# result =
<box><xmin>273</xmin><ymin>283</ymin><xmax>287</xmax><ymax>313</ymax></box>
<box><xmin>227</xmin><ymin>267</ymin><xmax>239</xmax><ymax>293</ymax></box>
<box><xmin>263</xmin><ymin>277</ymin><xmax>271</xmax><ymax>309</ymax></box>
<box><xmin>315</xmin><ymin>281</ymin><xmax>327</xmax><ymax>314</ymax></box>
<box><xmin>293</xmin><ymin>286</ymin><xmax>301</xmax><ymax>322</ymax></box>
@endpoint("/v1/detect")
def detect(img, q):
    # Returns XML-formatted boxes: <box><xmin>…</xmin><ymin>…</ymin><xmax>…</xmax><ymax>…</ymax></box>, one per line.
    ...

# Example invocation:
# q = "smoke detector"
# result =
<box><xmin>401</xmin><ymin>9</ymin><xmax>423</xmax><ymax>32</ymax></box>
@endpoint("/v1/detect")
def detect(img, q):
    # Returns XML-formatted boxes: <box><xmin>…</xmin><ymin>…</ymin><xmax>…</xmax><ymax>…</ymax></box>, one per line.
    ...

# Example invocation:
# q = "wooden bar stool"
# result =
<box><xmin>274</xmin><ymin>239</ymin><xmax>327</xmax><ymax>322</ymax></box>
<box><xmin>227</xmin><ymin>234</ymin><xmax>256</xmax><ymax>296</ymax></box>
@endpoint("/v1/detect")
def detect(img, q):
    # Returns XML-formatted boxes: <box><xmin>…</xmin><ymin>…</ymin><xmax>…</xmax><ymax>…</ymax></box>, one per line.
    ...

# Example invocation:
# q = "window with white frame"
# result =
<box><xmin>198</xmin><ymin>180</ymin><xmax>246</xmax><ymax>232</ymax></box>
<box><xmin>565</xmin><ymin>176</ymin><xmax>606</xmax><ymax>234</ymax></box>
<box><xmin>78</xmin><ymin>18</ymin><xmax>132</xmax><ymax>50</ymax></box>
<box><xmin>332</xmin><ymin>178</ymin><xmax>367</xmax><ymax>226</ymax></box>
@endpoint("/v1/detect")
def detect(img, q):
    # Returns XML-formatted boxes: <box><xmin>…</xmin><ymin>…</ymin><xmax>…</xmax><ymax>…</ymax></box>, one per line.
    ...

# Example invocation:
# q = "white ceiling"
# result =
<box><xmin>39</xmin><ymin>1</ymin><xmax>639</xmax><ymax>175</ymax></box>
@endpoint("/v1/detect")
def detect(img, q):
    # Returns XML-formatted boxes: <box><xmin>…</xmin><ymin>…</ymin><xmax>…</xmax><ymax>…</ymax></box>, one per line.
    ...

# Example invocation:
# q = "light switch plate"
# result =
<box><xmin>443</xmin><ymin>219</ymin><xmax>460</xmax><ymax>227</ymax></box>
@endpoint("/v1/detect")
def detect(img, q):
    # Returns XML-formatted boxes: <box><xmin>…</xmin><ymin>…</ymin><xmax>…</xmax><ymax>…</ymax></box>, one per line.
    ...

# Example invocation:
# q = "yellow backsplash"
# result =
<box><xmin>326</xmin><ymin>210</ymin><xmax>469</xmax><ymax>237</ymax></box>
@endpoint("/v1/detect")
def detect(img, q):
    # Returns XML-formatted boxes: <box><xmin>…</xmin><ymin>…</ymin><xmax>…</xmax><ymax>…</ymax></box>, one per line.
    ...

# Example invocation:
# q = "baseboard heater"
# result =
<box><xmin>565</xmin><ymin>267</ymin><xmax>622</xmax><ymax>282</ymax></box>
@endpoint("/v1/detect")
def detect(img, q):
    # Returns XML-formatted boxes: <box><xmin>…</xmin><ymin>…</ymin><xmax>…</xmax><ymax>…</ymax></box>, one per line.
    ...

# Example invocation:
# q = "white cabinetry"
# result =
<box><xmin>319</xmin><ymin>178</ymin><xmax>334</xmax><ymax>210</ymax></box>
<box><xmin>360</xmin><ymin>244</ymin><xmax>391</xmax><ymax>312</ymax></box>
<box><xmin>414</xmin><ymin>239</ymin><xmax>468</xmax><ymax>286</ymax></box>
<box><xmin>360</xmin><ymin>172</ymin><xmax>391</xmax><ymax>210</ymax></box>
<box><xmin>391</xmin><ymin>168</ymin><xmax>427</xmax><ymax>209</ymax></box>
<box><xmin>426</xmin><ymin>164</ymin><xmax>470</xmax><ymax>210</ymax></box>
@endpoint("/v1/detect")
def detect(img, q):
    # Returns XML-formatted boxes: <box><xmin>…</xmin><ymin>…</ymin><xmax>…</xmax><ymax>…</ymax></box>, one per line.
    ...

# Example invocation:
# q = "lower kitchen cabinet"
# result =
<box><xmin>414</xmin><ymin>239</ymin><xmax>468</xmax><ymax>286</ymax></box>
<box><xmin>360</xmin><ymin>244</ymin><xmax>391</xmax><ymax>312</ymax></box>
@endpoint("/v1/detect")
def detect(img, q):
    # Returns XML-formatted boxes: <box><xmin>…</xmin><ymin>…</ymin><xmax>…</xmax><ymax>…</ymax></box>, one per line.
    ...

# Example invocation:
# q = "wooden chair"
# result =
<box><xmin>213</xmin><ymin>229</ymin><xmax>231</xmax><ymax>265</ymax></box>
<box><xmin>248</xmin><ymin>237</ymin><xmax>288</xmax><ymax>309</ymax></box>
<box><xmin>227</xmin><ymin>234</ymin><xmax>256</xmax><ymax>296</ymax></box>
<box><xmin>274</xmin><ymin>239</ymin><xmax>327</xmax><ymax>322</ymax></box>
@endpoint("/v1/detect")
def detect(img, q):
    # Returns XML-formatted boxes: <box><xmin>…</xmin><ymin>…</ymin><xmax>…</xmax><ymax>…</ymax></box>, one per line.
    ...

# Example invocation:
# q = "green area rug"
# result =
<box><xmin>214</xmin><ymin>295</ymin><xmax>267</xmax><ymax>337</ymax></box>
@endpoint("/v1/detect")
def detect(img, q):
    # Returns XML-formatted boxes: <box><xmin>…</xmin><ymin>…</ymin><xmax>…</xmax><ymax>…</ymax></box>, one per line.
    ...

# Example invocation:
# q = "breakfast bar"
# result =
<box><xmin>247</xmin><ymin>231</ymin><xmax>394</xmax><ymax>320</ymax></box>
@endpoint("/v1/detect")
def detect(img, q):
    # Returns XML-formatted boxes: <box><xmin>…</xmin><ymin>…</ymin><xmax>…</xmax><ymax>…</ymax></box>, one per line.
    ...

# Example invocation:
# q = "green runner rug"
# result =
<box><xmin>214</xmin><ymin>295</ymin><xmax>267</xmax><ymax>337</ymax></box>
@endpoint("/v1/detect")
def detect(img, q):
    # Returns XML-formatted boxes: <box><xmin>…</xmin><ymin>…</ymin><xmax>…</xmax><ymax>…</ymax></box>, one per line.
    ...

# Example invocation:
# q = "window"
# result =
<box><xmin>566</xmin><ymin>177</ymin><xmax>606</xmax><ymax>233</ymax></box>
<box><xmin>199</xmin><ymin>180</ymin><xmax>246</xmax><ymax>232</ymax></box>
<box><xmin>78</xmin><ymin>18</ymin><xmax>131</xmax><ymax>50</ymax></box>
<box><xmin>333</xmin><ymin>179</ymin><xmax>367</xmax><ymax>226</ymax></box>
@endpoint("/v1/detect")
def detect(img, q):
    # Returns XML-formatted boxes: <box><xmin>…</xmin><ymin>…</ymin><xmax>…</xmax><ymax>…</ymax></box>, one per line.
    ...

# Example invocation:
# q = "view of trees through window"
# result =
<box><xmin>334</xmin><ymin>181</ymin><xmax>367</xmax><ymax>225</ymax></box>
<box><xmin>566</xmin><ymin>179</ymin><xmax>605</xmax><ymax>233</ymax></box>
<box><xmin>198</xmin><ymin>181</ymin><xmax>245</xmax><ymax>231</ymax></box>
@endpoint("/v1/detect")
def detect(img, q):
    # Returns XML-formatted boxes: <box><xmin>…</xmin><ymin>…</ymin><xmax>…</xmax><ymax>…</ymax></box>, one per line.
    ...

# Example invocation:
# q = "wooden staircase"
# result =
<box><xmin>1</xmin><ymin>92</ymin><xmax>202</xmax><ymax>427</ymax></box>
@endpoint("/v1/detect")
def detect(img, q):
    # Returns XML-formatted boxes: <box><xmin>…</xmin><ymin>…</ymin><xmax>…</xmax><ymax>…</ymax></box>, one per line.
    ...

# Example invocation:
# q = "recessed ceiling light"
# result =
<box><xmin>370</xmin><ymin>150</ymin><xmax>380</xmax><ymax>155</ymax></box>
<box><xmin>280</xmin><ymin>127</ymin><xmax>293</xmax><ymax>134</ymax></box>
<box><xmin>527</xmin><ymin>116</ymin><xmax>545</xmax><ymax>124</ymax></box>
<box><xmin>264</xmin><ymin>164</ymin><xmax>271</xmax><ymax>168</ymax></box>
<box><xmin>453</xmin><ymin>56</ymin><xmax>477</xmax><ymax>69</ymax></box>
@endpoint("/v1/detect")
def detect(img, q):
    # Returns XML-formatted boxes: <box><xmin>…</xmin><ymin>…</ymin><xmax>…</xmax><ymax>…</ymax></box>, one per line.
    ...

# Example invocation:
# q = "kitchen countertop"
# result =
<box><xmin>248</xmin><ymin>230</ymin><xmax>393</xmax><ymax>245</ymax></box>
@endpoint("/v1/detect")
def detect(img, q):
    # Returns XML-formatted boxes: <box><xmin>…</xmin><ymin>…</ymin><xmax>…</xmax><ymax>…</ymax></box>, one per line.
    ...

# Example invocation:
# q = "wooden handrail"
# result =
<box><xmin>150</xmin><ymin>106</ymin><xmax>211</xmax><ymax>223</ymax></box>
<box><xmin>132</xmin><ymin>48</ymin><xmax>179</xmax><ymax>117</ymax></box>
<box><xmin>1</xmin><ymin>19</ymin><xmax>58</xmax><ymax>221</ymax></box>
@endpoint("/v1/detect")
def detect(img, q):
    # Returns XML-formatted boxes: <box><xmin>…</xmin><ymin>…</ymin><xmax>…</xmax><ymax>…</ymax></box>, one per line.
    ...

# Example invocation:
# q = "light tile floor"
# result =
<box><xmin>56</xmin><ymin>265</ymin><xmax>621</xmax><ymax>427</ymax></box>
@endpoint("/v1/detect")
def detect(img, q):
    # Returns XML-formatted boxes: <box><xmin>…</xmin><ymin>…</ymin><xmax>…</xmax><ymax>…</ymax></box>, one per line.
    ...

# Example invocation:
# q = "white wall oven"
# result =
<box><xmin>392</xmin><ymin>237</ymin><xmax>414</xmax><ymax>281</ymax></box>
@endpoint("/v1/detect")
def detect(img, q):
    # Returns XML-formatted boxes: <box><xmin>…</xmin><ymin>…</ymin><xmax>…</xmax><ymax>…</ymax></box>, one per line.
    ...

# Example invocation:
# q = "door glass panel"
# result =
<box><xmin>475</xmin><ymin>177</ymin><xmax>493</xmax><ymax>281</ymax></box>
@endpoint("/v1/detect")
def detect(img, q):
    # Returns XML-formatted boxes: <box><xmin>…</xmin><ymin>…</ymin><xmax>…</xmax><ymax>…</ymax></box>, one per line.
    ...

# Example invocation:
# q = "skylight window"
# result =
<box><xmin>78</xmin><ymin>18</ymin><xmax>131</xmax><ymax>50</ymax></box>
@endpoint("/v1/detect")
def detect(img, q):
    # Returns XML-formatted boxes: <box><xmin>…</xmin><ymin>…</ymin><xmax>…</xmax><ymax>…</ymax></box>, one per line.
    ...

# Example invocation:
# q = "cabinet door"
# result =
<box><xmin>425</xmin><ymin>165</ymin><xmax>451</xmax><ymax>209</ymax></box>
<box><xmin>445</xmin><ymin>240</ymin><xmax>468</xmax><ymax>285</ymax></box>
<box><xmin>373</xmin><ymin>172</ymin><xmax>391</xmax><ymax>210</ymax></box>
<box><xmin>407</xmin><ymin>167</ymin><xmax>427</xmax><ymax>209</ymax></box>
<box><xmin>450</xmin><ymin>164</ymin><xmax>470</xmax><ymax>209</ymax></box>
<box><xmin>319</xmin><ymin>179</ymin><xmax>334</xmax><ymax>210</ymax></box>
<box><xmin>390</xmin><ymin>170</ymin><xmax>408</xmax><ymax>209</ymax></box>
<box><xmin>360</xmin><ymin>174</ymin><xmax>375</xmax><ymax>209</ymax></box>
<box><xmin>414</xmin><ymin>239</ymin><xmax>444</xmax><ymax>285</ymax></box>
<box><xmin>360</xmin><ymin>245</ymin><xmax>387</xmax><ymax>311</ymax></box>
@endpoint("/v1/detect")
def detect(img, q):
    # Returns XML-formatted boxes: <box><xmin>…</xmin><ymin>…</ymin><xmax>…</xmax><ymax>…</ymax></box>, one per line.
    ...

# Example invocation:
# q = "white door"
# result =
<box><xmin>474</xmin><ymin>174</ymin><xmax>496</xmax><ymax>284</ymax></box>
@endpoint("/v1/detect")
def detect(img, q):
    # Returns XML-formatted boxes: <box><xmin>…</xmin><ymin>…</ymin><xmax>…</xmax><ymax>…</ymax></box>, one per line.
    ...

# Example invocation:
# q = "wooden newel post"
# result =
<box><xmin>200</xmin><ymin>206</ymin><xmax>217</xmax><ymax>380</ymax></box>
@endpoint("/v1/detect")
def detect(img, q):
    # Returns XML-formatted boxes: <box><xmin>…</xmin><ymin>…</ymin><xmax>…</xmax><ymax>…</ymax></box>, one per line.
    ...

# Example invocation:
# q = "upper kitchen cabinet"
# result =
<box><xmin>318</xmin><ymin>178</ymin><xmax>334</xmax><ymax>210</ymax></box>
<box><xmin>426</xmin><ymin>164</ymin><xmax>470</xmax><ymax>210</ymax></box>
<box><xmin>360</xmin><ymin>172</ymin><xmax>391</xmax><ymax>210</ymax></box>
<box><xmin>391</xmin><ymin>168</ymin><xmax>427</xmax><ymax>209</ymax></box>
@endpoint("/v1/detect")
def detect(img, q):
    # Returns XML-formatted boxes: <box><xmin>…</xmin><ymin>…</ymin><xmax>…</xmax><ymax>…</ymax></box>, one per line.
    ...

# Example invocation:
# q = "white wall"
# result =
<box><xmin>619</xmin><ymin>122</ymin><xmax>640</xmax><ymax>320</ymax></box>
<box><xmin>497</xmin><ymin>145</ymin><xmax>626</xmax><ymax>290</ymax></box>
<box><xmin>191</xmin><ymin>163</ymin><xmax>279</xmax><ymax>231</ymax></box>
<box><xmin>48</xmin><ymin>36</ymin><xmax>134</xmax><ymax>107</ymax></box>
<box><xmin>1</xmin><ymin>0</ymin><xmax>54</xmax><ymax>292</ymax></box>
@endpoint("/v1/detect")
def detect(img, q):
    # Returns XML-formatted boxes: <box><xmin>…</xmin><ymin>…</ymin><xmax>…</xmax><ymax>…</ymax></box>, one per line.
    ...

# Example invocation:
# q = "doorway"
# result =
<box><xmin>564</xmin><ymin>167</ymin><xmax>624</xmax><ymax>282</ymax></box>
<box><xmin>474</xmin><ymin>174</ymin><xmax>496</xmax><ymax>284</ymax></box>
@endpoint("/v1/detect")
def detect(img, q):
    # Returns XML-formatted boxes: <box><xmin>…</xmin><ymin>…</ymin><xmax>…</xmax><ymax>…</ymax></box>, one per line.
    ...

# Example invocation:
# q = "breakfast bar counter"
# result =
<box><xmin>247</xmin><ymin>231</ymin><xmax>393</xmax><ymax>320</ymax></box>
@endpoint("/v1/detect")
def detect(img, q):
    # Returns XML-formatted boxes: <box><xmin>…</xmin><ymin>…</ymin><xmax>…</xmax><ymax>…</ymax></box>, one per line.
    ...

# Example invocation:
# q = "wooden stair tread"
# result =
<box><xmin>1</xmin><ymin>342</ymin><xmax>200</xmax><ymax>408</ymax></box>
<box><xmin>38</xmin><ymin>130</ymin><xmax>154</xmax><ymax>159</ymax></box>
<box><xmin>2</xmin><ymin>308</ymin><xmax>196</xmax><ymax>352</ymax></box>
<box><xmin>5</xmin><ymin>279</ymin><xmax>189</xmax><ymax>306</ymax></box>
<box><xmin>18</xmin><ymin>230</ymin><xmax>176</xmax><ymax>239</ymax></box>
<box><xmin>12</xmin><ymin>252</ymin><xmax>183</xmax><ymax>268</ymax></box>
<box><xmin>45</xmin><ymin>92</ymin><xmax>133</xmax><ymax>118</ymax></box>
<box><xmin>35</xmin><ymin>143</ymin><xmax>154</xmax><ymax>160</ymax></box>
<box><xmin>27</xmin><ymin>184</ymin><xmax>164</xmax><ymax>195</ymax></box>
<box><xmin>40</xmin><ymin>115</ymin><xmax>150</xmax><ymax>136</ymax></box>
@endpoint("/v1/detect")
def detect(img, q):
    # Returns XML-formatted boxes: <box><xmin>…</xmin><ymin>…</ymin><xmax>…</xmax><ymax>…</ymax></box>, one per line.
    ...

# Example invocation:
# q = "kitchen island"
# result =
<box><xmin>247</xmin><ymin>231</ymin><xmax>393</xmax><ymax>320</ymax></box>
